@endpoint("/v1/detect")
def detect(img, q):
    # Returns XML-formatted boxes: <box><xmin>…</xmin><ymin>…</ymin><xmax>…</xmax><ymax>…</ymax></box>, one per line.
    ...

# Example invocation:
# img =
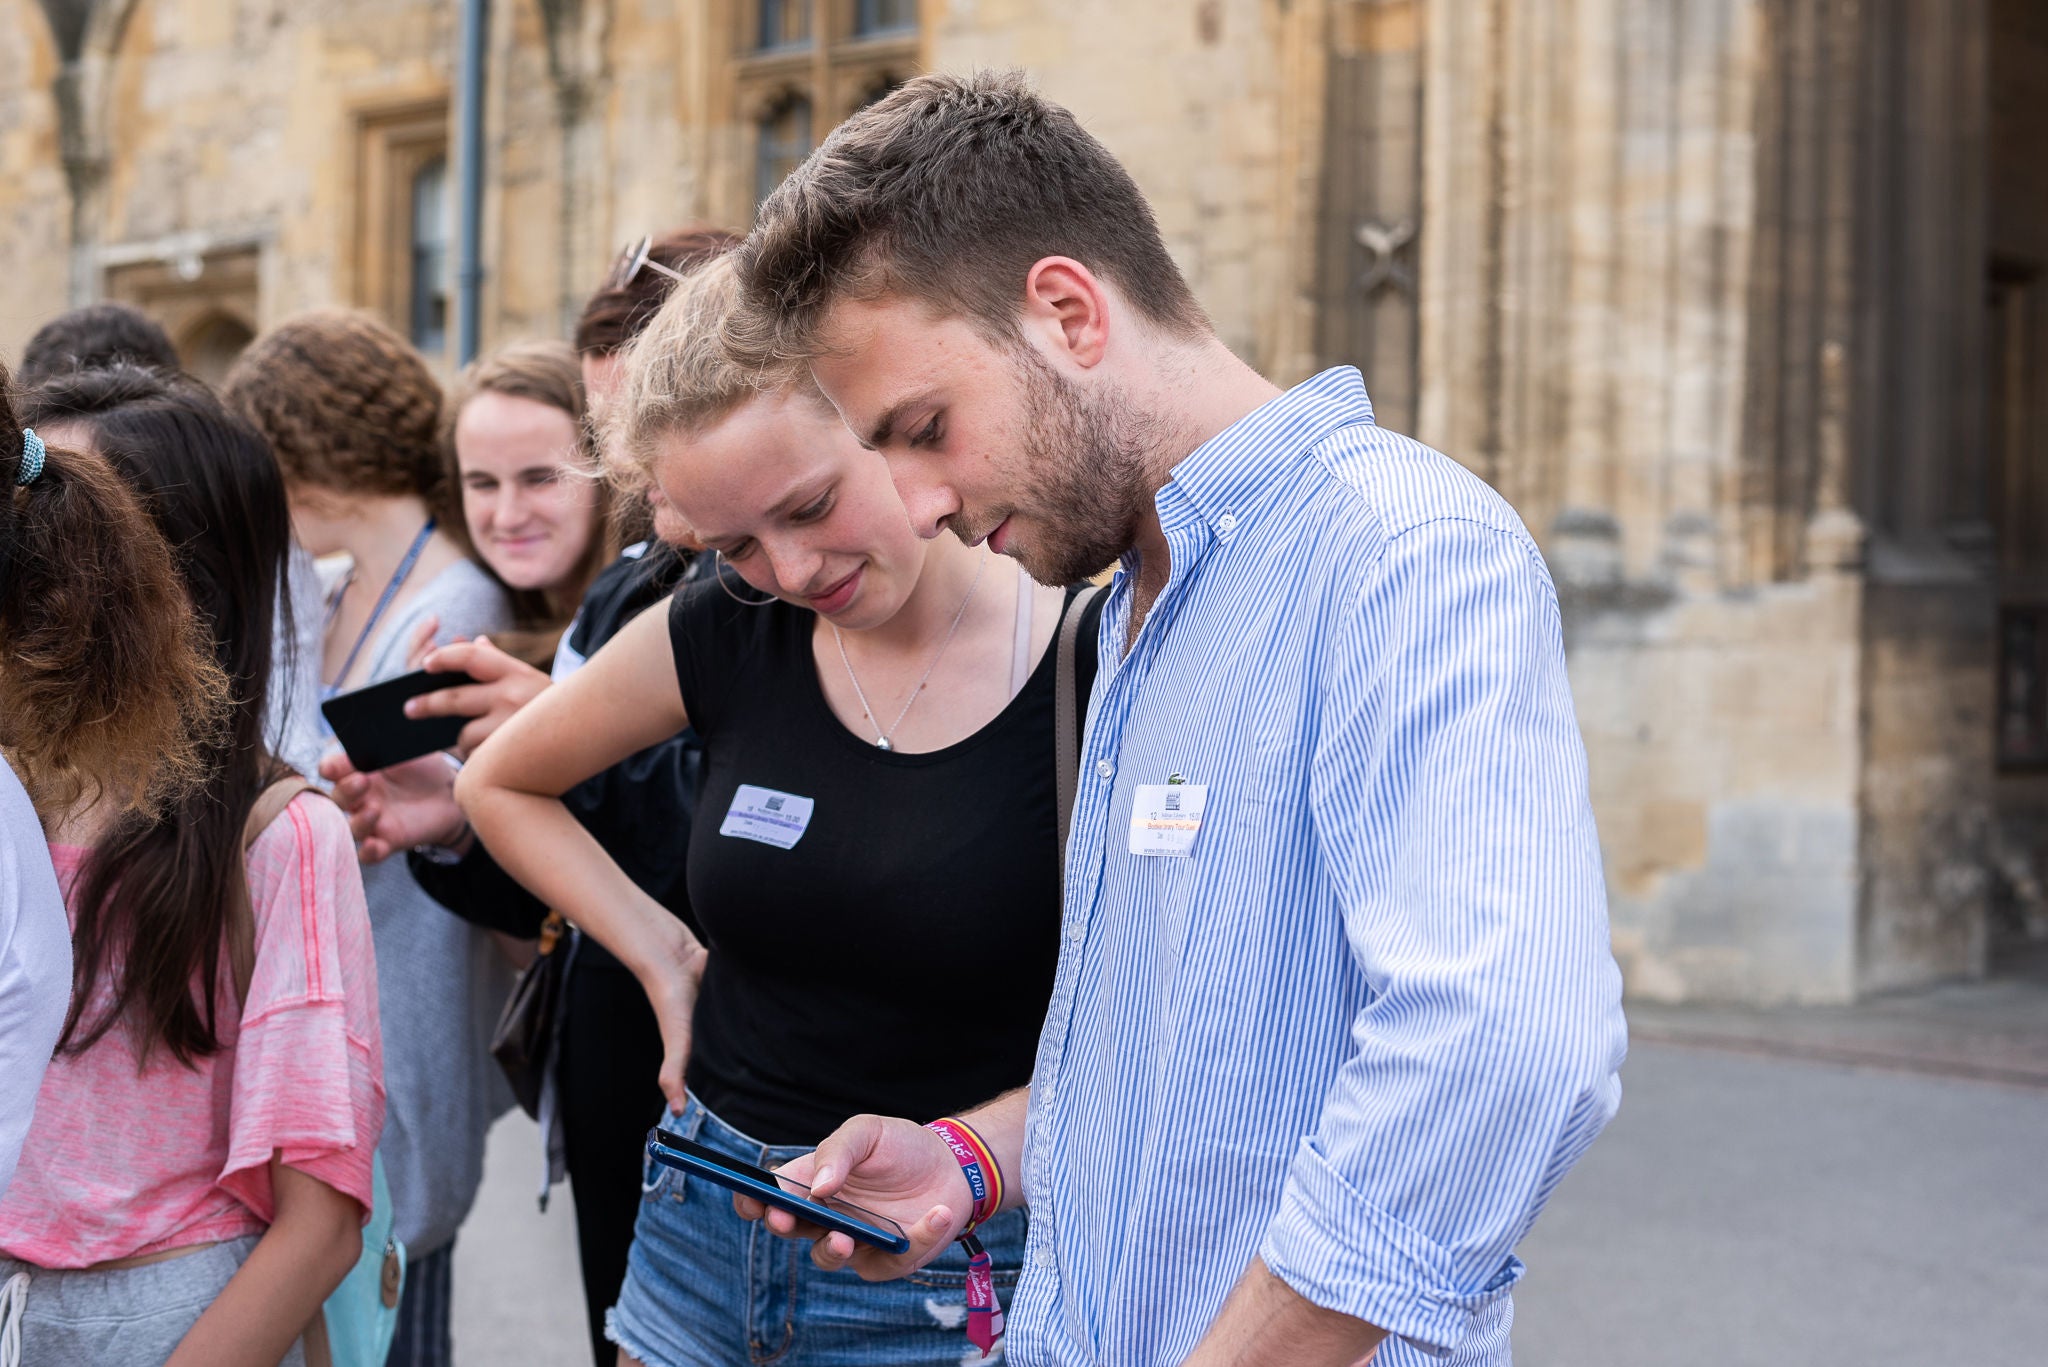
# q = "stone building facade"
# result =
<box><xmin>3</xmin><ymin>0</ymin><xmax>2041</xmax><ymax>1003</ymax></box>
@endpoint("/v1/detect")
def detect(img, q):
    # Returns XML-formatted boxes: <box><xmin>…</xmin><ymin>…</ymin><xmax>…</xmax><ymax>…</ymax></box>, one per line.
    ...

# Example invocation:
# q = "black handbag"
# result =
<box><xmin>490</xmin><ymin>910</ymin><xmax>570</xmax><ymax>1119</ymax></box>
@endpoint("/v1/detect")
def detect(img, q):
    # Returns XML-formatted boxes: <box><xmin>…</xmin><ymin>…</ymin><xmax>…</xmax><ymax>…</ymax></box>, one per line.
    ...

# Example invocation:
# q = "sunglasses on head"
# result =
<box><xmin>604</xmin><ymin>236</ymin><xmax>691</xmax><ymax>292</ymax></box>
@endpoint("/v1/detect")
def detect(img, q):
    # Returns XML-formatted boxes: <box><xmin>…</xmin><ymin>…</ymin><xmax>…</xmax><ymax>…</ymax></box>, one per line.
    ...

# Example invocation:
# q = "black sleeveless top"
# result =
<box><xmin>669</xmin><ymin>579</ymin><xmax>1088</xmax><ymax>1145</ymax></box>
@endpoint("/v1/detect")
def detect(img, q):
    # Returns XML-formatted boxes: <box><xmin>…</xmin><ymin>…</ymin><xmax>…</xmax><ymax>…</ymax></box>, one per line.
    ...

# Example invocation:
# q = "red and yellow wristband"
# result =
<box><xmin>926</xmin><ymin>1116</ymin><xmax>1004</xmax><ymax>1233</ymax></box>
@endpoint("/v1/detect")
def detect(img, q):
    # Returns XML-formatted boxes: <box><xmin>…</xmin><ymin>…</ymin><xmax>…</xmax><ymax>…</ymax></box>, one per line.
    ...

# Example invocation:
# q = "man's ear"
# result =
<box><xmin>1021</xmin><ymin>257</ymin><xmax>1111</xmax><ymax>370</ymax></box>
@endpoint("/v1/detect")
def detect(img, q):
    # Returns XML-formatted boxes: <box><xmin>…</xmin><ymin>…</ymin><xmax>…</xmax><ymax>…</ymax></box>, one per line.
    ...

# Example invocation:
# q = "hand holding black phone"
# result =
<box><xmin>321</xmin><ymin>668</ymin><xmax>481</xmax><ymax>772</ymax></box>
<box><xmin>645</xmin><ymin>1129</ymin><xmax>912</xmax><ymax>1254</ymax></box>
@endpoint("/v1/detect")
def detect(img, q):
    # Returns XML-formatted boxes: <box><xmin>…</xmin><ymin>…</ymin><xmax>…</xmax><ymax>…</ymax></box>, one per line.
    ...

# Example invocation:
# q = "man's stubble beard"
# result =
<box><xmin>1008</xmin><ymin>353</ymin><xmax>1160</xmax><ymax>587</ymax></box>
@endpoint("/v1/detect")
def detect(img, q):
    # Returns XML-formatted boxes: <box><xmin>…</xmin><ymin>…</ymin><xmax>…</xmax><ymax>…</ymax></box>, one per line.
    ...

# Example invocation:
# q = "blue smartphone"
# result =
<box><xmin>645</xmin><ymin>1128</ymin><xmax>912</xmax><ymax>1255</ymax></box>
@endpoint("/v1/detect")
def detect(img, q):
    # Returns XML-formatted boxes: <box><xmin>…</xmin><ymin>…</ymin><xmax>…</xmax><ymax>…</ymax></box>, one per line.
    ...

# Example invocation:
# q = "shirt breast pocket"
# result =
<box><xmin>1149</xmin><ymin>732</ymin><xmax>1318</xmax><ymax>1080</ymax></box>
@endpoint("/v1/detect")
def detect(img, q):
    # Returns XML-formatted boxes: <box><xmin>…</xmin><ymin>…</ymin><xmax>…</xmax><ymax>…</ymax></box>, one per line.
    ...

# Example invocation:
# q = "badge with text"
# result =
<box><xmin>719</xmin><ymin>784</ymin><xmax>816</xmax><ymax>850</ymax></box>
<box><xmin>1127</xmin><ymin>782</ymin><xmax>1208</xmax><ymax>857</ymax></box>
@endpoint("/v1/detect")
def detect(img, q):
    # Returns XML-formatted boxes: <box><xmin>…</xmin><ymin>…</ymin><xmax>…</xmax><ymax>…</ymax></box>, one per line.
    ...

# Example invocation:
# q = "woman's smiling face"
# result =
<box><xmin>652</xmin><ymin>389</ymin><xmax>928</xmax><ymax>629</ymax></box>
<box><xmin>454</xmin><ymin>389</ymin><xmax>601</xmax><ymax>593</ymax></box>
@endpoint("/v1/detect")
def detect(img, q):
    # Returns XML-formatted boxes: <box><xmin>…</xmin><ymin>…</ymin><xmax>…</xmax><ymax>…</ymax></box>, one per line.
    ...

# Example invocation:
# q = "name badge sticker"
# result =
<box><xmin>1128</xmin><ymin>783</ymin><xmax>1208</xmax><ymax>858</ymax></box>
<box><xmin>720</xmin><ymin>783</ymin><xmax>816</xmax><ymax>850</ymax></box>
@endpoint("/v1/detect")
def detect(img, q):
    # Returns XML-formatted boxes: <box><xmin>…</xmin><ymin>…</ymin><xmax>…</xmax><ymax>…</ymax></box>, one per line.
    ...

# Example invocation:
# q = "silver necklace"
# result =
<box><xmin>832</xmin><ymin>555</ymin><xmax>987</xmax><ymax>750</ymax></box>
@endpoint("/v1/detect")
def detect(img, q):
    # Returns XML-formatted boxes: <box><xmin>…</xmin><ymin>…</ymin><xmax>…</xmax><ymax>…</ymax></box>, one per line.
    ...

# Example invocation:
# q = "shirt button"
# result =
<box><xmin>1035</xmin><ymin>1247</ymin><xmax>1057</xmax><ymax>1269</ymax></box>
<box><xmin>1095</xmin><ymin>759</ymin><xmax>1115</xmax><ymax>780</ymax></box>
<box><xmin>1065</xmin><ymin>922</ymin><xmax>1085</xmax><ymax>946</ymax></box>
<box><xmin>1218</xmin><ymin>511</ymin><xmax>1238</xmax><ymax>533</ymax></box>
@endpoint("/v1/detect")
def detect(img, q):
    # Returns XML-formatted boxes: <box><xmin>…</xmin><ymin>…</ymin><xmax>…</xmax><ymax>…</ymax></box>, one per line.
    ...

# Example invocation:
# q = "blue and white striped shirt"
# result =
<box><xmin>1009</xmin><ymin>368</ymin><xmax>1627</xmax><ymax>1367</ymax></box>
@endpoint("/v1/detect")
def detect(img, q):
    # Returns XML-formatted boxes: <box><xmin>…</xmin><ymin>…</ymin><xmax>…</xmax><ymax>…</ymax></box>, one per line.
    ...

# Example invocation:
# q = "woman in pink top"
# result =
<box><xmin>0</xmin><ymin>366</ymin><xmax>384</xmax><ymax>1367</ymax></box>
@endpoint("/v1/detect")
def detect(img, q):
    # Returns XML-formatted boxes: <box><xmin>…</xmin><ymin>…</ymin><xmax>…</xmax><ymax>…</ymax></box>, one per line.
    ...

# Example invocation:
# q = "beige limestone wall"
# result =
<box><xmin>0</xmin><ymin>0</ymin><xmax>701</xmax><ymax>367</ymax></box>
<box><xmin>1858</xmin><ymin>583</ymin><xmax>1994</xmax><ymax>992</ymax></box>
<box><xmin>929</xmin><ymin>0</ymin><xmax>1322</xmax><ymax>382</ymax></box>
<box><xmin>0</xmin><ymin>0</ymin><xmax>464</xmax><ymax>359</ymax></box>
<box><xmin>1413</xmin><ymin>0</ymin><xmax>1874</xmax><ymax>1005</ymax></box>
<box><xmin>0</xmin><ymin>14</ymin><xmax>78</xmax><ymax>353</ymax></box>
<box><xmin>105</xmin><ymin>0</ymin><xmax>456</xmax><ymax>324</ymax></box>
<box><xmin>1570</xmin><ymin>572</ymin><xmax>1864</xmax><ymax>1004</ymax></box>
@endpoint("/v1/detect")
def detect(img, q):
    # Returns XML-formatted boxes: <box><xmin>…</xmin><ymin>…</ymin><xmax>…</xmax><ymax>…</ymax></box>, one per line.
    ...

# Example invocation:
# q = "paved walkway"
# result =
<box><xmin>1514</xmin><ymin>1038</ymin><xmax>2048</xmax><ymax>1366</ymax></box>
<box><xmin>451</xmin><ymin>1114</ymin><xmax>588</xmax><ymax>1364</ymax></box>
<box><xmin>1625</xmin><ymin>975</ymin><xmax>2048</xmax><ymax>1089</ymax></box>
<box><xmin>450</xmin><ymin>976</ymin><xmax>2048</xmax><ymax>1365</ymax></box>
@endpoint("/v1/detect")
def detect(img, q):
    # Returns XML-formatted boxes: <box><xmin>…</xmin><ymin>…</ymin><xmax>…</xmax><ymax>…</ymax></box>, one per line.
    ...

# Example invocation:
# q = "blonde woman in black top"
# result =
<box><xmin>459</xmin><ymin>253</ymin><xmax>1096</xmax><ymax>1367</ymax></box>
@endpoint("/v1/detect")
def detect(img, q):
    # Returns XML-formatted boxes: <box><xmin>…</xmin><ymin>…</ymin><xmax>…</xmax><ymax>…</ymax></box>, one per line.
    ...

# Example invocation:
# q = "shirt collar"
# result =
<box><xmin>1153</xmin><ymin>367</ymin><xmax>1376</xmax><ymax>544</ymax></box>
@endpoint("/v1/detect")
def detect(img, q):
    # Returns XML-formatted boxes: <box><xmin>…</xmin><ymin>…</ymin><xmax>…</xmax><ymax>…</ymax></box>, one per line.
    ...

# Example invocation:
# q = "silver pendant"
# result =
<box><xmin>875</xmin><ymin>736</ymin><xmax>893</xmax><ymax>751</ymax></box>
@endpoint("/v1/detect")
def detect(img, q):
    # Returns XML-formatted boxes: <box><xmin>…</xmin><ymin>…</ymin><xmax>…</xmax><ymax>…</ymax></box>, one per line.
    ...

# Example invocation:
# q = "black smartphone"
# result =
<box><xmin>320</xmin><ymin>669</ymin><xmax>480</xmax><ymax>772</ymax></box>
<box><xmin>645</xmin><ymin>1128</ymin><xmax>912</xmax><ymax>1255</ymax></box>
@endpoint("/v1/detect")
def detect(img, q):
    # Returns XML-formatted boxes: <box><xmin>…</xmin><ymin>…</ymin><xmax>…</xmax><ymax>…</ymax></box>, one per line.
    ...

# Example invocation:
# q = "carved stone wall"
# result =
<box><xmin>1419</xmin><ymin>0</ymin><xmax>2021</xmax><ymax>1001</ymax></box>
<box><xmin>1</xmin><ymin>0</ymin><xmax>2026</xmax><ymax>1001</ymax></box>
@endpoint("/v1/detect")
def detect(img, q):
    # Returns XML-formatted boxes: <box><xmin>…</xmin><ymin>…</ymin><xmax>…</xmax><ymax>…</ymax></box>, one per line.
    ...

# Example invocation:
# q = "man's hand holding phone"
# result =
<box><xmin>735</xmin><ymin>1113</ymin><xmax>976</xmax><ymax>1280</ymax></box>
<box><xmin>405</xmin><ymin>636</ymin><xmax>552</xmax><ymax>758</ymax></box>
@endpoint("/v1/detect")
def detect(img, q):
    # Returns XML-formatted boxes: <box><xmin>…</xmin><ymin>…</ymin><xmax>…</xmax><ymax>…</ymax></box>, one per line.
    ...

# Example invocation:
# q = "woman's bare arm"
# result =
<box><xmin>164</xmin><ymin>1160</ymin><xmax>361</xmax><ymax>1367</ymax></box>
<box><xmin>455</xmin><ymin>602</ymin><xmax>707</xmax><ymax>1108</ymax></box>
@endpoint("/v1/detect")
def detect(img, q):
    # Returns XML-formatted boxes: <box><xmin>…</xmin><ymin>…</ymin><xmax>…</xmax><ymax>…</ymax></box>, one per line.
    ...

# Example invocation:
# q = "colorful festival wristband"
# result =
<box><xmin>927</xmin><ymin>1117</ymin><xmax>1007</xmax><ymax>1359</ymax></box>
<box><xmin>926</xmin><ymin>1117</ymin><xmax>1004</xmax><ymax>1231</ymax></box>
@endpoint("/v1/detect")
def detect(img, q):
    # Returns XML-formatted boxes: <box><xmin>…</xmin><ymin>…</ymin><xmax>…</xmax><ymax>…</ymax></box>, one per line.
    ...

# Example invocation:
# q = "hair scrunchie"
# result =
<box><xmin>14</xmin><ymin>428</ymin><xmax>46</xmax><ymax>486</ymax></box>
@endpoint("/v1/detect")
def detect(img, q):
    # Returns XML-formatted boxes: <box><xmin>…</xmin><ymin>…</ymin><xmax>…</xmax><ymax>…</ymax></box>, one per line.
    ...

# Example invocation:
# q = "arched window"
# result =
<box><xmin>733</xmin><ymin>3</ymin><xmax>918</xmax><ymax>224</ymax></box>
<box><xmin>756</xmin><ymin>93</ymin><xmax>814</xmax><ymax>207</ymax></box>
<box><xmin>409</xmin><ymin>156</ymin><xmax>451</xmax><ymax>355</ymax></box>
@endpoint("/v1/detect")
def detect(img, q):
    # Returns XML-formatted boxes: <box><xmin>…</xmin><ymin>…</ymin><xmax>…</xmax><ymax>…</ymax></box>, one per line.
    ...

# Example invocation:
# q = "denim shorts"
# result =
<box><xmin>0</xmin><ymin>1236</ymin><xmax>307</xmax><ymax>1367</ymax></box>
<box><xmin>607</xmin><ymin>1094</ymin><xmax>1027</xmax><ymax>1367</ymax></box>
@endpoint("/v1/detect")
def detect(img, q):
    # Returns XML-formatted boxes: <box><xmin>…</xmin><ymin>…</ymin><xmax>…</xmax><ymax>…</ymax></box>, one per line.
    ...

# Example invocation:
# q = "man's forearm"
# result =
<box><xmin>1182</xmin><ymin>1257</ymin><xmax>1384</xmax><ymax>1367</ymax></box>
<box><xmin>958</xmin><ymin>1087</ymin><xmax>1032</xmax><ymax>1214</ymax></box>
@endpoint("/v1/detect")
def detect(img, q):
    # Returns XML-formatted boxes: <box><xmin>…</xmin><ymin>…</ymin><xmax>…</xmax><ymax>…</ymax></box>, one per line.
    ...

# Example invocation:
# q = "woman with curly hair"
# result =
<box><xmin>0</xmin><ymin>361</ymin><xmax>229</xmax><ymax>1208</ymax></box>
<box><xmin>224</xmin><ymin>312</ymin><xmax>515</xmax><ymax>1367</ymax></box>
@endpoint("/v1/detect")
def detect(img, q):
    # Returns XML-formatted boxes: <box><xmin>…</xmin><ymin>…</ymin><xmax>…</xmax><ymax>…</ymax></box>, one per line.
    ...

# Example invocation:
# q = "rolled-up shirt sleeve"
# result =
<box><xmin>1258</xmin><ymin>516</ymin><xmax>1627</xmax><ymax>1353</ymax></box>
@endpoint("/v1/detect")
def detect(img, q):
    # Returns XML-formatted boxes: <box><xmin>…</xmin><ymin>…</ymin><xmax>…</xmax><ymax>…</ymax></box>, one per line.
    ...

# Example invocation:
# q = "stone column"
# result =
<box><xmin>37</xmin><ymin>0</ymin><xmax>143</xmax><ymax>308</ymax></box>
<box><xmin>1420</xmin><ymin>0</ymin><xmax>1761</xmax><ymax>590</ymax></box>
<box><xmin>538</xmin><ymin>0</ymin><xmax>614</xmax><ymax>338</ymax></box>
<box><xmin>1314</xmin><ymin>0</ymin><xmax>1425</xmax><ymax>433</ymax></box>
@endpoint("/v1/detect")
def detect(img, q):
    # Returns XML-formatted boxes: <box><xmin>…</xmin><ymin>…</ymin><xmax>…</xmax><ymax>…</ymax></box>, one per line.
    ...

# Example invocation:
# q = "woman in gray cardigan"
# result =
<box><xmin>226</xmin><ymin>312</ymin><xmax>516</xmax><ymax>1367</ymax></box>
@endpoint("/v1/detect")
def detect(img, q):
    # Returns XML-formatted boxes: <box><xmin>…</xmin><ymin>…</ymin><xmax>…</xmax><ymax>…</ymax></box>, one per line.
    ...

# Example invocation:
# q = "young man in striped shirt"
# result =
<box><xmin>725</xmin><ymin>70</ymin><xmax>1628</xmax><ymax>1367</ymax></box>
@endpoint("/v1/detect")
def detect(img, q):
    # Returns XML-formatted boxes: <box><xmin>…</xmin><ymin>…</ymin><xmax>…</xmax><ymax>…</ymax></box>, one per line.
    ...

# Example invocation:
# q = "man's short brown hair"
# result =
<box><xmin>729</xmin><ymin>69</ymin><xmax>1208</xmax><ymax>368</ymax></box>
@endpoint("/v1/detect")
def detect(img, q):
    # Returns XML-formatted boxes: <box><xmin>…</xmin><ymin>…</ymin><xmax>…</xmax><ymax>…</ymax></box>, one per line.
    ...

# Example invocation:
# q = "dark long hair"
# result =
<box><xmin>0</xmin><ymin>365</ymin><xmax>228</xmax><ymax>826</ymax></box>
<box><xmin>23</xmin><ymin>364</ymin><xmax>297</xmax><ymax>1066</ymax></box>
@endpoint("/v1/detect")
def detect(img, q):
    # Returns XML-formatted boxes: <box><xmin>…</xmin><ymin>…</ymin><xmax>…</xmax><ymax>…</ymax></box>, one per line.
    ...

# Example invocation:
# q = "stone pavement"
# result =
<box><xmin>451</xmin><ymin>1114</ymin><xmax>588</xmax><ymax>1364</ymax></box>
<box><xmin>450</xmin><ymin>977</ymin><xmax>2048</xmax><ymax>1365</ymax></box>
<box><xmin>1514</xmin><ymin>1037</ymin><xmax>2048</xmax><ymax>1366</ymax></box>
<box><xmin>1623</xmin><ymin>974</ymin><xmax>2048</xmax><ymax>1089</ymax></box>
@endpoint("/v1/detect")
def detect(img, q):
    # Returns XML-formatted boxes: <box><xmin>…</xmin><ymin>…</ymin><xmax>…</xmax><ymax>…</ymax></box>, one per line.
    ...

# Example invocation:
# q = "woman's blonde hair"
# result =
<box><xmin>610</xmin><ymin>251</ymin><xmax>822</xmax><ymax>489</ymax></box>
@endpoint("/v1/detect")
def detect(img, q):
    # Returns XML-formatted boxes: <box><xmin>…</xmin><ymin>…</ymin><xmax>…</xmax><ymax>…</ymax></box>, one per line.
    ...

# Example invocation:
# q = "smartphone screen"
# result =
<box><xmin>647</xmin><ymin>1130</ymin><xmax>909</xmax><ymax>1252</ymax></box>
<box><xmin>320</xmin><ymin>668</ymin><xmax>479</xmax><ymax>772</ymax></box>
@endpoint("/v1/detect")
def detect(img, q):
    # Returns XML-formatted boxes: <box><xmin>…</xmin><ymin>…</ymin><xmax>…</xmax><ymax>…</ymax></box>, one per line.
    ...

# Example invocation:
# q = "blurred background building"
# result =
<box><xmin>2</xmin><ymin>0</ymin><xmax>2043</xmax><ymax>1005</ymax></box>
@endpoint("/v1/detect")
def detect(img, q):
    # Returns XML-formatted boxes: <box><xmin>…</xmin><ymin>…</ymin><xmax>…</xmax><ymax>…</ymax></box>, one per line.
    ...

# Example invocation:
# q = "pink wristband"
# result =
<box><xmin>926</xmin><ymin>1117</ymin><xmax>1007</xmax><ymax>1358</ymax></box>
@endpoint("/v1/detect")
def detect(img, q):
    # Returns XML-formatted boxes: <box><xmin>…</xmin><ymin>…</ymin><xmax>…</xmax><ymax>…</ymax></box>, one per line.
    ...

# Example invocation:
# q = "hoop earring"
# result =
<box><xmin>713</xmin><ymin>551</ymin><xmax>778</xmax><ymax>607</ymax></box>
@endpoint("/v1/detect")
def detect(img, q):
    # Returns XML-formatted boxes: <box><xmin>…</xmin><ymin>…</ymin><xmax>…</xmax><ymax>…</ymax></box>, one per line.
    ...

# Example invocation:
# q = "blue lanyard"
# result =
<box><xmin>325</xmin><ymin>517</ymin><xmax>437</xmax><ymax>693</ymax></box>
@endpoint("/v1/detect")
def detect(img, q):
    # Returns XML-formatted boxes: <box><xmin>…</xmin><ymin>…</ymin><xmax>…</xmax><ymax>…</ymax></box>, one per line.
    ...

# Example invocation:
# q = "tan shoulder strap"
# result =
<box><xmin>228</xmin><ymin>777</ymin><xmax>320</xmax><ymax>1009</ymax></box>
<box><xmin>1054</xmin><ymin>586</ymin><xmax>1103</xmax><ymax>886</ymax></box>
